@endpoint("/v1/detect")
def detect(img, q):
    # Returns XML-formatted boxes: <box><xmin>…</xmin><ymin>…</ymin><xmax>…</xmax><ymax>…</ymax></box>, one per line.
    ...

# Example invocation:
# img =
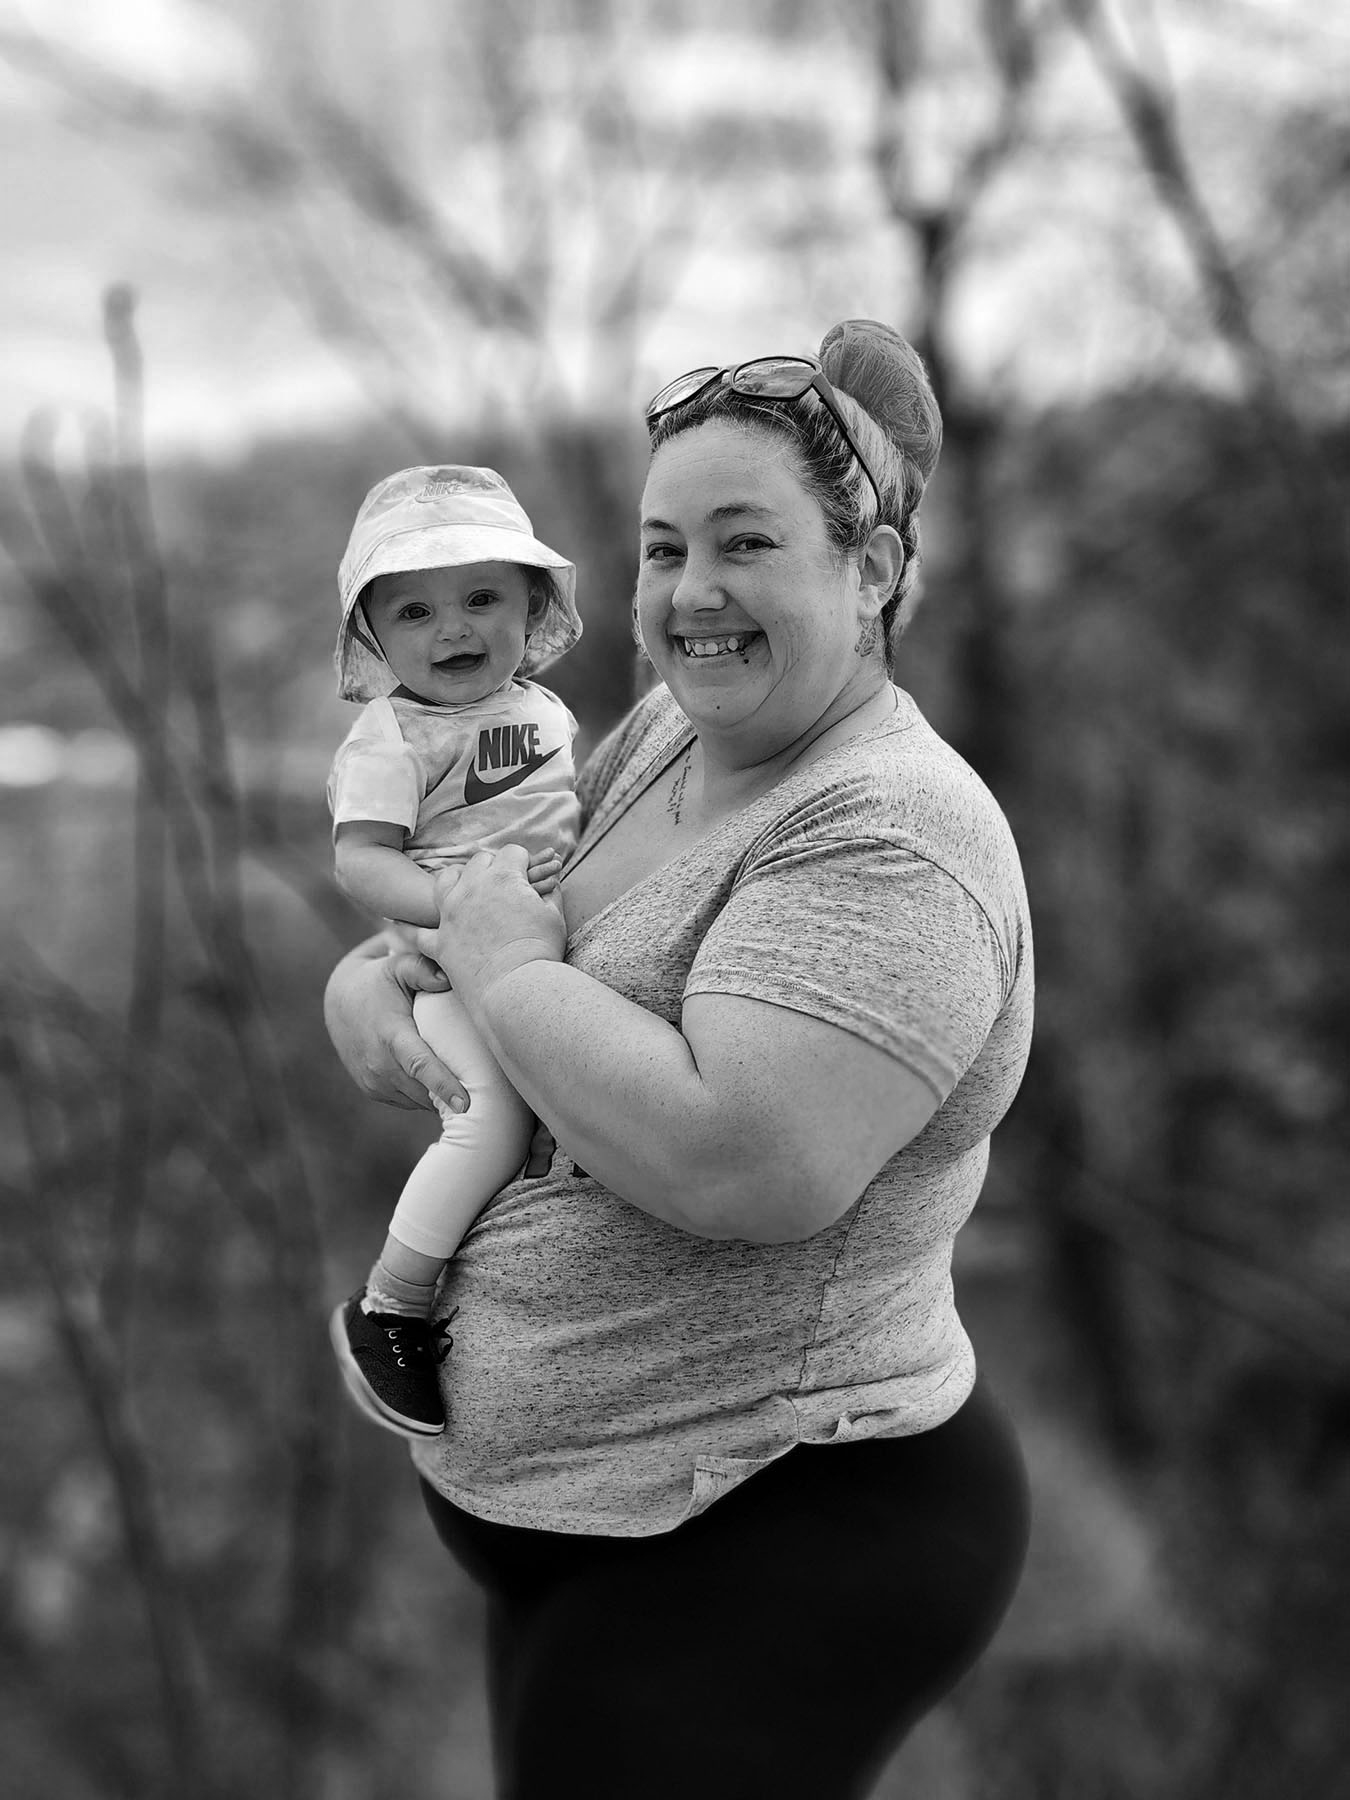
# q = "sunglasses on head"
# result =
<box><xmin>644</xmin><ymin>355</ymin><xmax>884</xmax><ymax>515</ymax></box>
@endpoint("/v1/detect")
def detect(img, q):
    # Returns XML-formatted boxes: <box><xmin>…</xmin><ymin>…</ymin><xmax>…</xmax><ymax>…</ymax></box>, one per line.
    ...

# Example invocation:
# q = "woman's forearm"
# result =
<box><xmin>468</xmin><ymin>961</ymin><xmax>759</xmax><ymax>1238</ymax></box>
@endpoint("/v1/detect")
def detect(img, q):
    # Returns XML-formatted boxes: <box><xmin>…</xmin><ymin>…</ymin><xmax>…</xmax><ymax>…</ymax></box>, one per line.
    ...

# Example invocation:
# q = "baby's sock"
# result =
<box><xmin>362</xmin><ymin>1262</ymin><xmax>437</xmax><ymax>1320</ymax></box>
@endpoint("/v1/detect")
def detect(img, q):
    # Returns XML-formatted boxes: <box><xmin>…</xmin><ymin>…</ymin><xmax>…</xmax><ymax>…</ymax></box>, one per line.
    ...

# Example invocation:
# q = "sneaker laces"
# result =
<box><xmin>430</xmin><ymin>1306</ymin><xmax>459</xmax><ymax>1365</ymax></box>
<box><xmin>372</xmin><ymin>1314</ymin><xmax>436</xmax><ymax>1370</ymax></box>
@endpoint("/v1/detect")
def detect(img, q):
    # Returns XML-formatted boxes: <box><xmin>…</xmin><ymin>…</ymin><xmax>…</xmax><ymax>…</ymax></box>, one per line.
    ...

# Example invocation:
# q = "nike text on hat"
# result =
<box><xmin>335</xmin><ymin>465</ymin><xmax>582</xmax><ymax>703</ymax></box>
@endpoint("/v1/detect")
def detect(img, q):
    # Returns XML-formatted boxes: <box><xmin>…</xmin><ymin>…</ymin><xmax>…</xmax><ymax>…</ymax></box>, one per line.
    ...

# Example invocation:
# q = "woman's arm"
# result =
<box><xmin>420</xmin><ymin>850</ymin><xmax>940</xmax><ymax>1243</ymax></box>
<box><xmin>485</xmin><ymin>968</ymin><xmax>935</xmax><ymax>1242</ymax></box>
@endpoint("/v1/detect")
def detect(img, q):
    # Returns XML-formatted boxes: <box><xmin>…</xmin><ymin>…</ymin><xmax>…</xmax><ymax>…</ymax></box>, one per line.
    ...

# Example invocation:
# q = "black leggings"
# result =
<box><xmin>421</xmin><ymin>1380</ymin><xmax>1029</xmax><ymax>1800</ymax></box>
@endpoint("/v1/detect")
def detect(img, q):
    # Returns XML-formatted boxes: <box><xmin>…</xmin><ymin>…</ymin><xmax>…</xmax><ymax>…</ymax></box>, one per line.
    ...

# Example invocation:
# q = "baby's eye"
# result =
<box><xmin>465</xmin><ymin>589</ymin><xmax>500</xmax><ymax>608</ymax></box>
<box><xmin>397</xmin><ymin>602</ymin><xmax>432</xmax><ymax>620</ymax></box>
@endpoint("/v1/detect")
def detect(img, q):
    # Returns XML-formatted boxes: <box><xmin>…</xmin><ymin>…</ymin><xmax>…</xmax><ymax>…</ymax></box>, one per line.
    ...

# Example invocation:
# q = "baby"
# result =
<box><xmin>326</xmin><ymin>465</ymin><xmax>582</xmax><ymax>1439</ymax></box>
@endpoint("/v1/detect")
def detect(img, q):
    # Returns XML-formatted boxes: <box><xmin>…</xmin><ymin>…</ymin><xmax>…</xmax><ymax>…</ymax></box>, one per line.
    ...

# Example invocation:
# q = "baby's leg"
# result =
<box><xmin>392</xmin><ymin>990</ymin><xmax>536</xmax><ymax>1260</ymax></box>
<box><xmin>331</xmin><ymin>993</ymin><xmax>534</xmax><ymax>1441</ymax></box>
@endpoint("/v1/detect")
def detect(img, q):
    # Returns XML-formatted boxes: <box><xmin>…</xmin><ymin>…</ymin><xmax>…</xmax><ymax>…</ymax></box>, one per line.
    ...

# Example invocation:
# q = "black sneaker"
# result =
<box><xmin>328</xmin><ymin>1290</ymin><xmax>448</xmax><ymax>1439</ymax></box>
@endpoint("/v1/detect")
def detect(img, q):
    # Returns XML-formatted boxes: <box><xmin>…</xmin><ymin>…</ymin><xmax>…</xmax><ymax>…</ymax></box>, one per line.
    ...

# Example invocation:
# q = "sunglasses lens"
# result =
<box><xmin>647</xmin><ymin>353</ymin><xmax>883</xmax><ymax>510</ymax></box>
<box><xmin>645</xmin><ymin>367</ymin><xmax>720</xmax><ymax>419</ymax></box>
<box><xmin>730</xmin><ymin>357</ymin><xmax>817</xmax><ymax>399</ymax></box>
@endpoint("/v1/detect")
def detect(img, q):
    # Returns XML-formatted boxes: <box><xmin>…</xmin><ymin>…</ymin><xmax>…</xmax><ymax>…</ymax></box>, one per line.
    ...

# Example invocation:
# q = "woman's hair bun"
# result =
<box><xmin>819</xmin><ymin>318</ymin><xmax>943</xmax><ymax>483</ymax></box>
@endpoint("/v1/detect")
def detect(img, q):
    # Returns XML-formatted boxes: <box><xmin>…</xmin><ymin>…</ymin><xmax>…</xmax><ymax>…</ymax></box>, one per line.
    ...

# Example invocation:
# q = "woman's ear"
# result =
<box><xmin>857</xmin><ymin>525</ymin><xmax>904</xmax><ymax>617</ymax></box>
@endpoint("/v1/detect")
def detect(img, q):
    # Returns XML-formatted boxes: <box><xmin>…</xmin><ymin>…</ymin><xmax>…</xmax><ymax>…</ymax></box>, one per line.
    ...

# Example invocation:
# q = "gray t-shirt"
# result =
<box><xmin>411</xmin><ymin>684</ymin><xmax>1033</xmax><ymax>1535</ymax></box>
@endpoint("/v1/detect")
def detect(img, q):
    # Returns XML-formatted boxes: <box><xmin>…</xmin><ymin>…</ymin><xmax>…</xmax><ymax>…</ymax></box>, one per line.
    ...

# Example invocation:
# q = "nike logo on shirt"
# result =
<box><xmin>464</xmin><ymin>722</ymin><xmax>562</xmax><ymax>805</ymax></box>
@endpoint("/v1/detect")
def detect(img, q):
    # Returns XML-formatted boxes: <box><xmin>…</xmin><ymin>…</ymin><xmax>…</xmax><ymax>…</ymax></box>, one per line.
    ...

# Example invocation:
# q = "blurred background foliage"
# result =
<box><xmin>0</xmin><ymin>2</ymin><xmax>1347</xmax><ymax>1796</ymax></box>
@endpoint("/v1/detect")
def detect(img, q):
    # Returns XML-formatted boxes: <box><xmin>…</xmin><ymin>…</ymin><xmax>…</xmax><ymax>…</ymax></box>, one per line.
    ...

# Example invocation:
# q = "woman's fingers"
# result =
<box><xmin>381</xmin><ymin>952</ymin><xmax>469</xmax><ymax>1110</ymax></box>
<box><xmin>389</xmin><ymin>951</ymin><xmax>451</xmax><ymax>996</ymax></box>
<box><xmin>386</xmin><ymin>1018</ymin><xmax>470</xmax><ymax>1114</ymax></box>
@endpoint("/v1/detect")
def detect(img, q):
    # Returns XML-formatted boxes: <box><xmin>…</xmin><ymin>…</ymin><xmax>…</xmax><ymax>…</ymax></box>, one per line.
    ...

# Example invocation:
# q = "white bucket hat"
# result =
<box><xmin>335</xmin><ymin>465</ymin><xmax>581</xmax><ymax>702</ymax></box>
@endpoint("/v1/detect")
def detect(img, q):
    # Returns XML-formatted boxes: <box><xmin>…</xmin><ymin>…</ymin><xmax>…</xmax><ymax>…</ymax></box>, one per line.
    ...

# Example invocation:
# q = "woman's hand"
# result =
<box><xmin>323</xmin><ymin>934</ymin><xmax>471</xmax><ymax>1113</ymax></box>
<box><xmin>415</xmin><ymin>845</ymin><xmax>567</xmax><ymax>1019</ymax></box>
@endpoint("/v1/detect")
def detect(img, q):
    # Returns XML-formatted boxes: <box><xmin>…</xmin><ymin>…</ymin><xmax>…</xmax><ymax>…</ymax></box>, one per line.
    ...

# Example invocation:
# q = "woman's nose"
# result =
<box><xmin>671</xmin><ymin>558</ymin><xmax>725</xmax><ymax>615</ymax></box>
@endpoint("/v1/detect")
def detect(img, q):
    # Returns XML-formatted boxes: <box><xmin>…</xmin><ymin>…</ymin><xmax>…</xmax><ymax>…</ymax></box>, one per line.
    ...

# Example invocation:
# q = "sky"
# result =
<box><xmin>0</xmin><ymin>0</ymin><xmax>360</xmax><ymax>452</ymax></box>
<box><xmin>0</xmin><ymin>0</ymin><xmax>1344</xmax><ymax>461</ymax></box>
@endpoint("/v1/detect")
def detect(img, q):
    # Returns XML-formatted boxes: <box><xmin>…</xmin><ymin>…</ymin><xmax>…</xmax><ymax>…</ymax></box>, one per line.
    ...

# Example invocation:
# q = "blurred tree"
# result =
<box><xmin>0</xmin><ymin>294</ymin><xmax>370</xmax><ymax>1800</ymax></box>
<box><xmin>1</xmin><ymin>4</ymin><xmax>1348</xmax><ymax>1797</ymax></box>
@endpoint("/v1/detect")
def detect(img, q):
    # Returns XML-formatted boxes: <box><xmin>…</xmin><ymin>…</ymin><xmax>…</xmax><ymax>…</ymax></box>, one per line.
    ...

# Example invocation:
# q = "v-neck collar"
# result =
<box><xmin>561</xmin><ymin>686</ymin><xmax>917</xmax><ymax>949</ymax></box>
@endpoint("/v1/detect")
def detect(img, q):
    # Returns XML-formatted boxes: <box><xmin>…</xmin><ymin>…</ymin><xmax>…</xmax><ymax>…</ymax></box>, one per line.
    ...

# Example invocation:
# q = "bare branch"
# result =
<box><xmin>1062</xmin><ymin>0</ymin><xmax>1350</xmax><ymax>607</ymax></box>
<box><xmin>872</xmin><ymin>0</ymin><xmax>1044</xmax><ymax>246</ymax></box>
<box><xmin>98</xmin><ymin>288</ymin><xmax>171</xmax><ymax>1336</ymax></box>
<box><xmin>869</xmin><ymin>0</ymin><xmax>1050</xmax><ymax>413</ymax></box>
<box><xmin>294</xmin><ymin>89</ymin><xmax>539</xmax><ymax>336</ymax></box>
<box><xmin>258</xmin><ymin>212</ymin><xmax>444</xmax><ymax>455</ymax></box>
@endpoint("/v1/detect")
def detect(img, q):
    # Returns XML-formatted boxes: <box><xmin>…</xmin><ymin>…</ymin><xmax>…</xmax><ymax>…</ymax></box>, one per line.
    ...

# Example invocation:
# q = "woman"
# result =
<box><xmin>326</xmin><ymin>319</ymin><xmax>1034</xmax><ymax>1799</ymax></box>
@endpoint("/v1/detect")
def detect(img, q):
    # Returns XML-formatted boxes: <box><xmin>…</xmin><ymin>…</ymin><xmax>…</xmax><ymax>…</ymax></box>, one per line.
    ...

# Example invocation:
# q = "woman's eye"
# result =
<box><xmin>642</xmin><ymin>542</ymin><xmax>682</xmax><ymax>564</ymax></box>
<box><xmin>729</xmin><ymin>534</ymin><xmax>774</xmax><ymax>553</ymax></box>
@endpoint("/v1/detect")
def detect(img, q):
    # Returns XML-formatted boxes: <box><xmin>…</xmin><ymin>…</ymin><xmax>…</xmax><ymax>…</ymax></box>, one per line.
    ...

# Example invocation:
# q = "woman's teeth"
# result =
<box><xmin>681</xmin><ymin>635</ymin><xmax>755</xmax><ymax>658</ymax></box>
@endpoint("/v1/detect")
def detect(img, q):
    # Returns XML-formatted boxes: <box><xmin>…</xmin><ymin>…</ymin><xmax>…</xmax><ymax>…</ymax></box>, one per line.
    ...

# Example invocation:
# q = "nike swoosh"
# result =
<box><xmin>463</xmin><ymin>743</ymin><xmax>563</xmax><ymax>806</ymax></box>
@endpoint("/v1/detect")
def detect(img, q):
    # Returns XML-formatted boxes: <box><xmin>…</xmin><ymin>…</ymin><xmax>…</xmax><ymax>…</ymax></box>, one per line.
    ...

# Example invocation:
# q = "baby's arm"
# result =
<box><xmin>336</xmin><ymin>821</ymin><xmax>566</xmax><ymax>928</ymax></box>
<box><xmin>335</xmin><ymin>820</ymin><xmax>439</xmax><ymax>927</ymax></box>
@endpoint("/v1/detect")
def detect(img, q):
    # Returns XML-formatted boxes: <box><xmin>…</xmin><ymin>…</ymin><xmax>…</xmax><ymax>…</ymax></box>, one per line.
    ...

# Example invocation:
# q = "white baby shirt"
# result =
<box><xmin>328</xmin><ymin>679</ymin><xmax>581</xmax><ymax>872</ymax></box>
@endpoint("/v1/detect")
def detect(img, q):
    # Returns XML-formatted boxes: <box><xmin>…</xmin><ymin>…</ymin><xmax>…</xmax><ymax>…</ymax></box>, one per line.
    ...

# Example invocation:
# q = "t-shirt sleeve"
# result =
<box><xmin>683</xmin><ymin>809</ymin><xmax>1014</xmax><ymax>1102</ymax></box>
<box><xmin>327</xmin><ymin>704</ymin><xmax>423</xmax><ymax>835</ymax></box>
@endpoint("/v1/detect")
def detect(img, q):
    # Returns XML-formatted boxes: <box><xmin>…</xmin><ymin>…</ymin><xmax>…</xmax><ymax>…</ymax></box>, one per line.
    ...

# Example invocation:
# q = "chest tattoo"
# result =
<box><xmin>665</xmin><ymin>746</ymin><xmax>692</xmax><ymax>826</ymax></box>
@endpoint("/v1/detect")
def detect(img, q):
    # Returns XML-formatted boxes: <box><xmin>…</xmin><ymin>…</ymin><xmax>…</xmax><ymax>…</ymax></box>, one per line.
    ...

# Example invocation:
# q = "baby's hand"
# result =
<box><xmin>526</xmin><ymin>847</ymin><xmax>564</xmax><ymax>895</ymax></box>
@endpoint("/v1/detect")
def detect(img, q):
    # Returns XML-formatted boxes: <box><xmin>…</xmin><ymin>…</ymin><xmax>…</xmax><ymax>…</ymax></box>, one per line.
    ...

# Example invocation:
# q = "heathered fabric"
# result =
<box><xmin>410</xmin><ymin>683</ymin><xmax>1033</xmax><ymax>1536</ymax></box>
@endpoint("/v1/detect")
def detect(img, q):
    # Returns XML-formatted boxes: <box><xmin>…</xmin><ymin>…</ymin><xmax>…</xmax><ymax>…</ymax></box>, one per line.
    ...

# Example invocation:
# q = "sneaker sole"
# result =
<box><xmin>328</xmin><ymin>1302</ymin><xmax>445</xmax><ymax>1439</ymax></box>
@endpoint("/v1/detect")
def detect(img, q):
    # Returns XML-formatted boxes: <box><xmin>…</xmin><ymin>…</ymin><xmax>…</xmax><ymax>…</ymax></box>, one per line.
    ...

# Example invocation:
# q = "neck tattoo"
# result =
<box><xmin>666</xmin><ymin>744</ymin><xmax>693</xmax><ymax>826</ymax></box>
<box><xmin>854</xmin><ymin>618</ymin><xmax>882</xmax><ymax>658</ymax></box>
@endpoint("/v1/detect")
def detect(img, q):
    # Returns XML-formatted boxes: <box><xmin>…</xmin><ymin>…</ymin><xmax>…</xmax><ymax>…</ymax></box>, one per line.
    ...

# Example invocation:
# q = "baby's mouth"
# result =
<box><xmin>434</xmin><ymin>652</ymin><xmax>485</xmax><ymax>672</ymax></box>
<box><xmin>676</xmin><ymin>633</ymin><xmax>762</xmax><ymax>659</ymax></box>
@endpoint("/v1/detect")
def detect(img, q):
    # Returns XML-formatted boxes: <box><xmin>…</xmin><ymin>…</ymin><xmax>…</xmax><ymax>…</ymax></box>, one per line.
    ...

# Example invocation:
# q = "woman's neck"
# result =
<box><xmin>693</xmin><ymin>672</ymin><xmax>896</xmax><ymax>814</ymax></box>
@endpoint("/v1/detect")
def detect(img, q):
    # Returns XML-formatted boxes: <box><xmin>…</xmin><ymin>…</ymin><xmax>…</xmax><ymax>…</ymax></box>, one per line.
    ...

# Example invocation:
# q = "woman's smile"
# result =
<box><xmin>673</xmin><ymin>631</ymin><xmax>765</xmax><ymax>660</ymax></box>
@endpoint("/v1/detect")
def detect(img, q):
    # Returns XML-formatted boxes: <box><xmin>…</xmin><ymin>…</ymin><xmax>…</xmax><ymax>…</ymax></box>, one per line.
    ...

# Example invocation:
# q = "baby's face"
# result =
<box><xmin>364</xmin><ymin>562</ymin><xmax>543</xmax><ymax>706</ymax></box>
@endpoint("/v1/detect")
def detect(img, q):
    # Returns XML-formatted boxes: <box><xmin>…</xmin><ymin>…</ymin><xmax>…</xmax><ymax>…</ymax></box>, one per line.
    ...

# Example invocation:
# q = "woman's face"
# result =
<box><xmin>636</xmin><ymin>420</ymin><xmax>881</xmax><ymax>763</ymax></box>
